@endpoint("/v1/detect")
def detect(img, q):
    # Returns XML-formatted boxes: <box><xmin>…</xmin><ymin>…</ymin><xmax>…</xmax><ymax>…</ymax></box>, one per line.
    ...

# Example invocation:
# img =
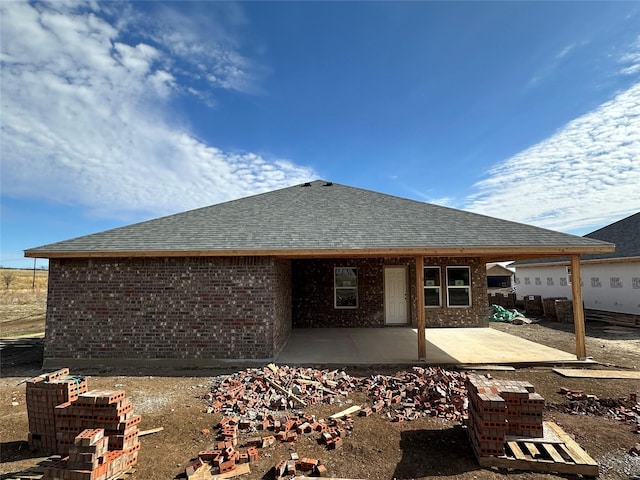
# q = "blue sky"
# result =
<box><xmin>1</xmin><ymin>1</ymin><xmax>640</xmax><ymax>268</ymax></box>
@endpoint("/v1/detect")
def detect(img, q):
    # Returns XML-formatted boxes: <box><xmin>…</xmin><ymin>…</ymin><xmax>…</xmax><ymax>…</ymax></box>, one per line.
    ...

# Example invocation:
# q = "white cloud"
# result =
<box><xmin>556</xmin><ymin>42</ymin><xmax>576</xmax><ymax>59</ymax></box>
<box><xmin>0</xmin><ymin>1</ymin><xmax>315</xmax><ymax>219</ymax></box>
<box><xmin>466</xmin><ymin>82</ymin><xmax>640</xmax><ymax>232</ymax></box>
<box><xmin>620</xmin><ymin>35</ymin><xmax>640</xmax><ymax>75</ymax></box>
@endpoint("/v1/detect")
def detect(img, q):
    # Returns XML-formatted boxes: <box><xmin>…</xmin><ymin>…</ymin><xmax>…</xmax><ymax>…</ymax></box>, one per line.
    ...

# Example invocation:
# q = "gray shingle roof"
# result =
<box><xmin>25</xmin><ymin>180</ymin><xmax>613</xmax><ymax>258</ymax></box>
<box><xmin>583</xmin><ymin>212</ymin><xmax>640</xmax><ymax>260</ymax></box>
<box><xmin>512</xmin><ymin>211</ymin><xmax>638</xmax><ymax>266</ymax></box>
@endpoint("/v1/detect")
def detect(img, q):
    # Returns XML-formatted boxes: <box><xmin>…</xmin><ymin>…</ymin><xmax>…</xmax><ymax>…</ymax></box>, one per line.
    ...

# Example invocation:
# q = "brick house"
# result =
<box><xmin>25</xmin><ymin>181</ymin><xmax>613</xmax><ymax>367</ymax></box>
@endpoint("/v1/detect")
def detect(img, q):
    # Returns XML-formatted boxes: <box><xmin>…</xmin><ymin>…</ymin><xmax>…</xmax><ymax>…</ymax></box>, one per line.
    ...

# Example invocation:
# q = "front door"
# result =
<box><xmin>385</xmin><ymin>266</ymin><xmax>408</xmax><ymax>325</ymax></box>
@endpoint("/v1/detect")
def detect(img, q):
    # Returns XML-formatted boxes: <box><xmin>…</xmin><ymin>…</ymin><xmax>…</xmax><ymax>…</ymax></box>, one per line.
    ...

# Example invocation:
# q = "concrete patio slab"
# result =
<box><xmin>275</xmin><ymin>327</ymin><xmax>589</xmax><ymax>366</ymax></box>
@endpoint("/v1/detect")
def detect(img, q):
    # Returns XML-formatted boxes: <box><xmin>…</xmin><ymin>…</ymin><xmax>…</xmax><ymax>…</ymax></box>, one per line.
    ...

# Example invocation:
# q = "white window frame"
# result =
<box><xmin>334</xmin><ymin>267</ymin><xmax>358</xmax><ymax>309</ymax></box>
<box><xmin>423</xmin><ymin>266</ymin><xmax>442</xmax><ymax>307</ymax></box>
<box><xmin>446</xmin><ymin>266</ymin><xmax>471</xmax><ymax>308</ymax></box>
<box><xmin>566</xmin><ymin>266</ymin><xmax>572</xmax><ymax>286</ymax></box>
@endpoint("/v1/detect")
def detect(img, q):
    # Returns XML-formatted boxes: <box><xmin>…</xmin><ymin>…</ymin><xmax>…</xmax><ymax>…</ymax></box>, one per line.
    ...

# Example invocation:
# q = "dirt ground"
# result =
<box><xmin>1</xmin><ymin>275</ymin><xmax>639</xmax><ymax>480</ymax></box>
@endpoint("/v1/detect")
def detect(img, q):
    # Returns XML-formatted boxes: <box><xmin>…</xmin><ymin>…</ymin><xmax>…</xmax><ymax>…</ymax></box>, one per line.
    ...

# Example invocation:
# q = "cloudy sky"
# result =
<box><xmin>1</xmin><ymin>1</ymin><xmax>639</xmax><ymax>267</ymax></box>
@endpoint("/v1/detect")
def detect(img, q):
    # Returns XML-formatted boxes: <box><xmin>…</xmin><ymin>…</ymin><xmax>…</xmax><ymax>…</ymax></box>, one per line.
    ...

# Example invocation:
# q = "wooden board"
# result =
<box><xmin>293</xmin><ymin>477</ymin><xmax>366</xmax><ymax>480</ymax></box>
<box><xmin>211</xmin><ymin>462</ymin><xmax>251</xmax><ymax>479</ymax></box>
<box><xmin>328</xmin><ymin>405</ymin><xmax>361</xmax><ymax>419</ymax></box>
<box><xmin>458</xmin><ymin>365</ymin><xmax>516</xmax><ymax>371</ymax></box>
<box><xmin>553</xmin><ymin>368</ymin><xmax>640</xmax><ymax>379</ymax></box>
<box><xmin>476</xmin><ymin>422</ymin><xmax>599</xmax><ymax>477</ymax></box>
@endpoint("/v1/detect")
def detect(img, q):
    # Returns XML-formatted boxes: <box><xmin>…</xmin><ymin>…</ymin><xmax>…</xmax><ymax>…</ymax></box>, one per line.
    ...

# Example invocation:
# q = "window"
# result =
<box><xmin>334</xmin><ymin>267</ymin><xmax>357</xmax><ymax>308</ymax></box>
<box><xmin>446</xmin><ymin>266</ymin><xmax>471</xmax><ymax>307</ymax></box>
<box><xmin>423</xmin><ymin>267</ymin><xmax>441</xmax><ymax>307</ymax></box>
<box><xmin>566</xmin><ymin>266</ymin><xmax>572</xmax><ymax>286</ymax></box>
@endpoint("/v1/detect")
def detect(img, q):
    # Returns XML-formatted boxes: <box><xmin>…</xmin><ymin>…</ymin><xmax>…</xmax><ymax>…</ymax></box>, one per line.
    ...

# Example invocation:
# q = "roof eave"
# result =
<box><xmin>514</xmin><ymin>255</ymin><xmax>639</xmax><ymax>268</ymax></box>
<box><xmin>24</xmin><ymin>244</ymin><xmax>616</xmax><ymax>260</ymax></box>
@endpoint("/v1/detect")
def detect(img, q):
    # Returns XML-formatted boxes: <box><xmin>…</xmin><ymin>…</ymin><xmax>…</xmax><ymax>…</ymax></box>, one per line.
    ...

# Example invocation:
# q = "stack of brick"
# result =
<box><xmin>54</xmin><ymin>389</ymin><xmax>141</xmax><ymax>466</ymax></box>
<box><xmin>26</xmin><ymin>370</ymin><xmax>141</xmax><ymax>480</ymax></box>
<box><xmin>44</xmin><ymin>428</ymin><xmax>134</xmax><ymax>480</ymax></box>
<box><xmin>466</xmin><ymin>374</ymin><xmax>545</xmax><ymax>458</ymax></box>
<box><xmin>26</xmin><ymin>368</ymin><xmax>88</xmax><ymax>454</ymax></box>
<box><xmin>68</xmin><ymin>428</ymin><xmax>109</xmax><ymax>471</ymax></box>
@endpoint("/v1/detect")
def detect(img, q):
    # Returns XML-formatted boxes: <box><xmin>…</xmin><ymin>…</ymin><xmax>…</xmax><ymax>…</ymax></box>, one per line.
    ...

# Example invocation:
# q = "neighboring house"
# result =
<box><xmin>25</xmin><ymin>181</ymin><xmax>613</xmax><ymax>366</ymax></box>
<box><xmin>486</xmin><ymin>263</ymin><xmax>514</xmax><ymax>290</ymax></box>
<box><xmin>513</xmin><ymin>212</ymin><xmax>640</xmax><ymax>318</ymax></box>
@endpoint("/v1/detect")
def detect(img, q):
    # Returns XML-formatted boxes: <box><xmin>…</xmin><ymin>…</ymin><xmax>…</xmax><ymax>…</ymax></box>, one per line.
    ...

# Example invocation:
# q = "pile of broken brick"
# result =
<box><xmin>558</xmin><ymin>388</ymin><xmax>640</xmax><ymax>433</ymax></box>
<box><xmin>204</xmin><ymin>364</ymin><xmax>468</xmax><ymax>423</ymax></box>
<box><xmin>185</xmin><ymin>411</ymin><xmax>351</xmax><ymax>479</ymax></box>
<box><xmin>184</xmin><ymin>365</ymin><xmax>468</xmax><ymax>478</ymax></box>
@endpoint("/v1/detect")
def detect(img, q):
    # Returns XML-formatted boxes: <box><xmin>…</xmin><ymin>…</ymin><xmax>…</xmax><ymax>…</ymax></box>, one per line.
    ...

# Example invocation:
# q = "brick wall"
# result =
<box><xmin>45</xmin><ymin>256</ymin><xmax>290</xmax><ymax>361</ymax></box>
<box><xmin>423</xmin><ymin>257</ymin><xmax>489</xmax><ymax>327</ymax></box>
<box><xmin>292</xmin><ymin>257</ymin><xmax>489</xmax><ymax>328</ymax></box>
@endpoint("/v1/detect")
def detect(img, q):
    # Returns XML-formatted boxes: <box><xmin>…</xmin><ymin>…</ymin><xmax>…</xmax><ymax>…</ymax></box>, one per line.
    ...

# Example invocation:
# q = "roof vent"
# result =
<box><xmin>302</xmin><ymin>182</ymin><xmax>312</xmax><ymax>187</ymax></box>
<box><xmin>323</xmin><ymin>182</ymin><xmax>333</xmax><ymax>186</ymax></box>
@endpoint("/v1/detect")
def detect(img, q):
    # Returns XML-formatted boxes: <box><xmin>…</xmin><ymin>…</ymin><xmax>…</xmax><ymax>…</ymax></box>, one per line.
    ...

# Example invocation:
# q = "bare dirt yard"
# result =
<box><xmin>1</xmin><ymin>270</ymin><xmax>639</xmax><ymax>480</ymax></box>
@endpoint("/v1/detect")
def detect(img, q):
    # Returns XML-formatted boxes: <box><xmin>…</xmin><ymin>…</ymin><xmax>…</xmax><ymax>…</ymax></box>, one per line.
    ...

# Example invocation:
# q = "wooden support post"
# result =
<box><xmin>570</xmin><ymin>255</ymin><xmax>587</xmax><ymax>360</ymax></box>
<box><xmin>416</xmin><ymin>255</ymin><xmax>426</xmax><ymax>361</ymax></box>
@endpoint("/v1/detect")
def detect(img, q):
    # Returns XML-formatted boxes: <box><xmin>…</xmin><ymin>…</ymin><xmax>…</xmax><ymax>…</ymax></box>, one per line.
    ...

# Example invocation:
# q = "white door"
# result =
<box><xmin>385</xmin><ymin>266</ymin><xmax>408</xmax><ymax>325</ymax></box>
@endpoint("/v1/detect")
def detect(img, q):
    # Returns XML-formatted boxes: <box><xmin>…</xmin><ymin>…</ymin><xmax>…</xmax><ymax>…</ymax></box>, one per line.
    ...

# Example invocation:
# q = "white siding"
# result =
<box><xmin>515</xmin><ymin>262</ymin><xmax>640</xmax><ymax>315</ymax></box>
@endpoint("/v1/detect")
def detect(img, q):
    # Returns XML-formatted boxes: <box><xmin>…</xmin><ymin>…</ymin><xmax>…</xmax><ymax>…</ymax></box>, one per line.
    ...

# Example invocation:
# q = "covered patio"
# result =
<box><xmin>276</xmin><ymin>327</ymin><xmax>592</xmax><ymax>366</ymax></box>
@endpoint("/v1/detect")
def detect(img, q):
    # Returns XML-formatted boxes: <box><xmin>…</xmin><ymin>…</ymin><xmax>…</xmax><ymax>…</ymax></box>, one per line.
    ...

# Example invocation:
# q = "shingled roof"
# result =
<box><xmin>25</xmin><ymin>180</ymin><xmax>614</xmax><ymax>259</ymax></box>
<box><xmin>512</xmin><ymin>211</ymin><xmax>638</xmax><ymax>266</ymax></box>
<box><xmin>583</xmin><ymin>211</ymin><xmax>640</xmax><ymax>260</ymax></box>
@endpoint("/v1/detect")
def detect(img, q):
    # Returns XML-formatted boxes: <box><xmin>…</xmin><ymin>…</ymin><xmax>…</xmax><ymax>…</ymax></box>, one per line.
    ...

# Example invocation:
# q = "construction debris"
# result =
<box><xmin>139</xmin><ymin>427</ymin><xmax>164</xmax><ymax>437</ymax></box>
<box><xmin>556</xmin><ymin>388</ymin><xmax>640</xmax><ymax>432</ymax></box>
<box><xmin>187</xmin><ymin>366</ymin><xmax>470</xmax><ymax>478</ymax></box>
<box><xmin>360</xmin><ymin>366</ymin><xmax>468</xmax><ymax>423</ymax></box>
<box><xmin>204</xmin><ymin>365</ymin><xmax>469</xmax><ymax>427</ymax></box>
<box><xmin>272</xmin><ymin>455</ymin><xmax>329</xmax><ymax>478</ymax></box>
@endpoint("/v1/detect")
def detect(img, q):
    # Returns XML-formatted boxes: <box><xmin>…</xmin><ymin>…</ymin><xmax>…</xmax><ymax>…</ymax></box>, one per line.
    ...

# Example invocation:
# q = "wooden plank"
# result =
<box><xmin>328</xmin><ymin>405</ymin><xmax>361</xmax><ymax>419</ymax></box>
<box><xmin>556</xmin><ymin>442</ymin><xmax>577</xmax><ymax>462</ymax></box>
<box><xmin>553</xmin><ymin>368</ymin><xmax>640</xmax><ymax>379</ymax></box>
<box><xmin>544</xmin><ymin>422</ymin><xmax>599</xmax><ymax>476</ymax></box>
<box><xmin>293</xmin><ymin>477</ymin><xmax>366</xmax><ymax>480</ymax></box>
<box><xmin>295</xmin><ymin>379</ymin><xmax>338</xmax><ymax>395</ymax></box>
<box><xmin>415</xmin><ymin>255</ymin><xmax>426</xmax><ymax>361</ymax></box>
<box><xmin>139</xmin><ymin>427</ymin><xmax>164</xmax><ymax>436</ymax></box>
<box><xmin>479</xmin><ymin>455</ymin><xmax>594</xmax><ymax>476</ymax></box>
<box><xmin>507</xmin><ymin>442</ymin><xmax>527</xmax><ymax>460</ymax></box>
<box><xmin>523</xmin><ymin>442</ymin><xmax>540</xmax><ymax>458</ymax></box>
<box><xmin>477</xmin><ymin>424</ymin><xmax>599</xmax><ymax>477</ymax></box>
<box><xmin>211</xmin><ymin>462</ymin><xmax>250</xmax><ymax>480</ymax></box>
<box><xmin>458</xmin><ymin>365</ymin><xmax>516</xmax><ymax>371</ymax></box>
<box><xmin>261</xmin><ymin>375</ymin><xmax>307</xmax><ymax>407</ymax></box>
<box><xmin>570</xmin><ymin>255</ymin><xmax>587</xmax><ymax>359</ymax></box>
<box><xmin>541</xmin><ymin>443</ymin><xmax>565</xmax><ymax>464</ymax></box>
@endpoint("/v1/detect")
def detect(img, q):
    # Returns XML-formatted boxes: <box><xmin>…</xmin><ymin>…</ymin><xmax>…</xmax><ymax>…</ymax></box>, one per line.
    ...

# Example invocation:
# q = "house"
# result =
<box><xmin>24</xmin><ymin>181</ymin><xmax>614</xmax><ymax>367</ymax></box>
<box><xmin>486</xmin><ymin>263</ymin><xmax>514</xmax><ymax>290</ymax></box>
<box><xmin>513</xmin><ymin>212</ymin><xmax>640</xmax><ymax>323</ymax></box>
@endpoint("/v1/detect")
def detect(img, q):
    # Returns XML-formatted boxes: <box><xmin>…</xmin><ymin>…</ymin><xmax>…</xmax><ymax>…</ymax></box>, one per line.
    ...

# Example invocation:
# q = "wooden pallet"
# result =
<box><xmin>476</xmin><ymin>422</ymin><xmax>599</xmax><ymax>477</ymax></box>
<box><xmin>586</xmin><ymin>309</ymin><xmax>640</xmax><ymax>328</ymax></box>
